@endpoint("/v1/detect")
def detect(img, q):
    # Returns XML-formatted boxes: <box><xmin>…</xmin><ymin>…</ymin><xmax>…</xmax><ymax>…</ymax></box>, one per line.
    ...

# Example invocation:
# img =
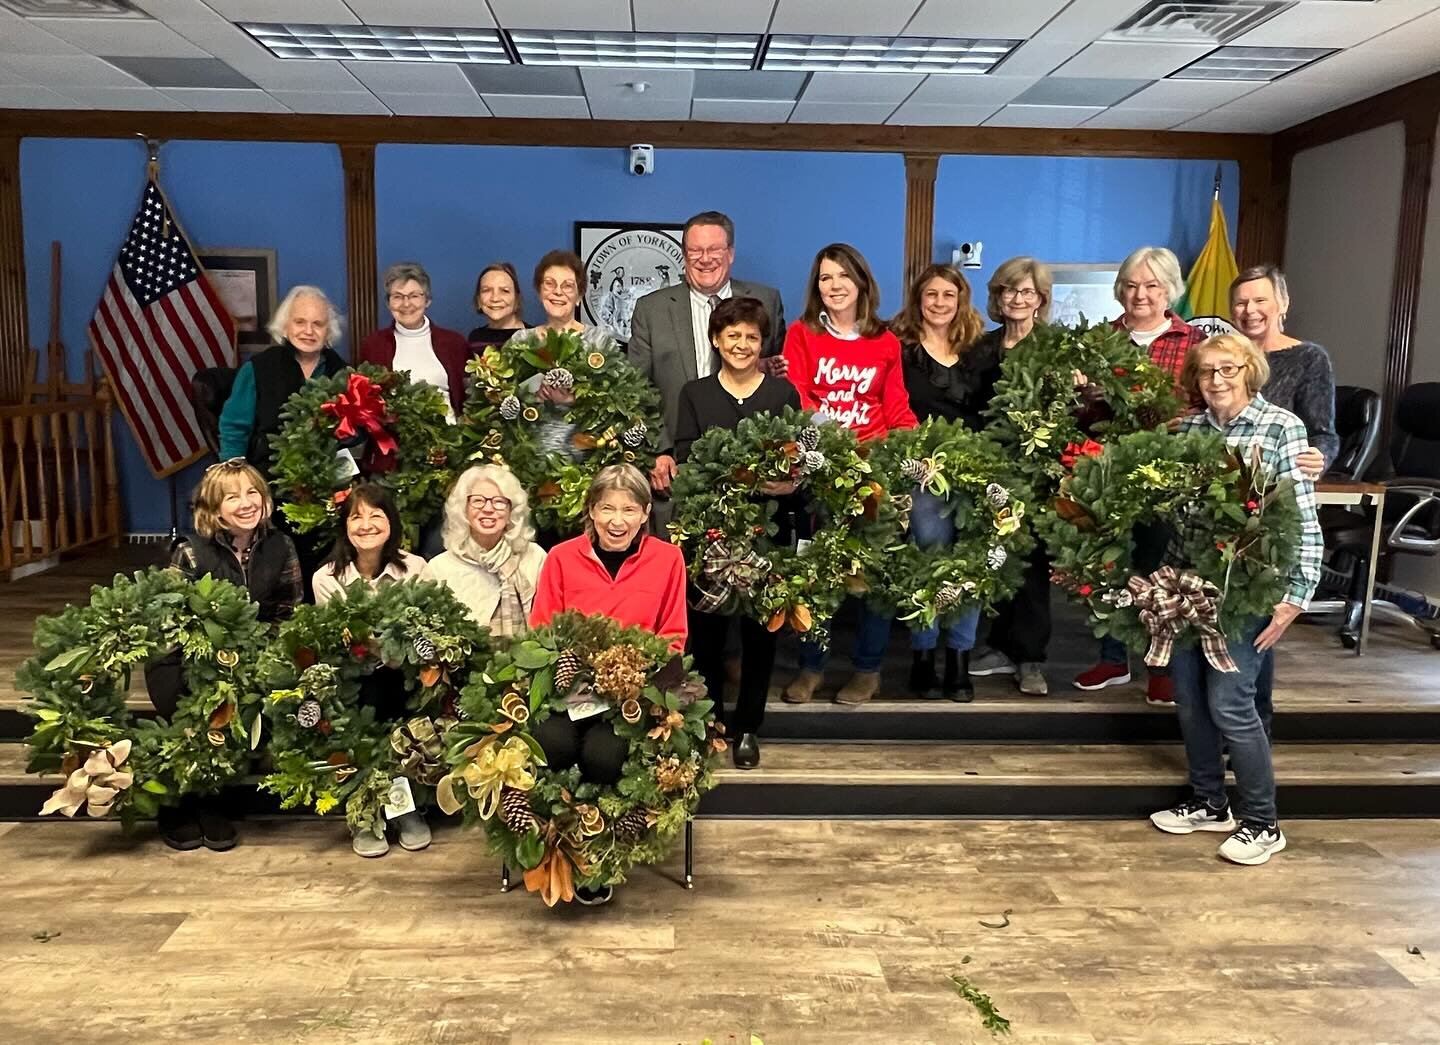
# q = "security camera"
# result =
<box><xmin>953</xmin><ymin>241</ymin><xmax>983</xmax><ymax>270</ymax></box>
<box><xmin>628</xmin><ymin>144</ymin><xmax>655</xmax><ymax>176</ymax></box>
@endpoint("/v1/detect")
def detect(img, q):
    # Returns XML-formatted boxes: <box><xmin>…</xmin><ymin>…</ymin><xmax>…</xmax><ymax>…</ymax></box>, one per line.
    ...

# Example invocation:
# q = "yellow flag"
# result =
<box><xmin>1176</xmin><ymin>195</ymin><xmax>1238</xmax><ymax>337</ymax></box>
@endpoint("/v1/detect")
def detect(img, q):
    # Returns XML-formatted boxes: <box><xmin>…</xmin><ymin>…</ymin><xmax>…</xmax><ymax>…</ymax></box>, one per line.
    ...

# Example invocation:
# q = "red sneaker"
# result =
<box><xmin>1146</xmin><ymin>672</ymin><xmax>1175</xmax><ymax>707</ymax></box>
<box><xmin>1073</xmin><ymin>662</ymin><xmax>1132</xmax><ymax>690</ymax></box>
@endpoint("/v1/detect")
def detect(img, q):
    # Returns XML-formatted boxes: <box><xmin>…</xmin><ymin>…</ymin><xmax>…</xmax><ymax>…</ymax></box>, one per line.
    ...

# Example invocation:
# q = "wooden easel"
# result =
<box><xmin>26</xmin><ymin>241</ymin><xmax>100</xmax><ymax>404</ymax></box>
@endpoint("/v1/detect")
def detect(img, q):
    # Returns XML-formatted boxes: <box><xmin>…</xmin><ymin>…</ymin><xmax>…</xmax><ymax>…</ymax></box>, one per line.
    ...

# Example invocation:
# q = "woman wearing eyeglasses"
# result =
<box><xmin>509</xmin><ymin>250</ymin><xmax>618</xmax><ymax>355</ymax></box>
<box><xmin>421</xmin><ymin>463</ymin><xmax>547</xmax><ymax>639</ymax></box>
<box><xmin>358</xmin><ymin>261</ymin><xmax>473</xmax><ymax>422</ymax></box>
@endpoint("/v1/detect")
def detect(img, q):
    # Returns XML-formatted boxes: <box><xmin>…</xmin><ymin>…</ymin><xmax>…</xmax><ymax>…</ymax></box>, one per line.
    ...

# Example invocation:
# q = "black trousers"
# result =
<box><xmin>358</xmin><ymin>666</ymin><xmax>410</xmax><ymax>724</ymax></box>
<box><xmin>688</xmin><ymin>608</ymin><xmax>776</xmax><ymax>736</ymax></box>
<box><xmin>988</xmin><ymin>541</ymin><xmax>1052</xmax><ymax>664</ymax></box>
<box><xmin>530</xmin><ymin>714</ymin><xmax>628</xmax><ymax>785</ymax></box>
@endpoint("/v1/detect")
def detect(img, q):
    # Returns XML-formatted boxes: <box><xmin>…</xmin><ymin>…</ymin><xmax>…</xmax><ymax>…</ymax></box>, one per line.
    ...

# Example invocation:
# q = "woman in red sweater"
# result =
<box><xmin>781</xmin><ymin>243</ymin><xmax>917</xmax><ymax>707</ymax></box>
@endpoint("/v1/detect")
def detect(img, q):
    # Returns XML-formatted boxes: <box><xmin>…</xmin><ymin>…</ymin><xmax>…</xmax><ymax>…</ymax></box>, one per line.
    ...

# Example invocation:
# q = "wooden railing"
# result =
<box><xmin>0</xmin><ymin>383</ymin><xmax>120</xmax><ymax>576</ymax></box>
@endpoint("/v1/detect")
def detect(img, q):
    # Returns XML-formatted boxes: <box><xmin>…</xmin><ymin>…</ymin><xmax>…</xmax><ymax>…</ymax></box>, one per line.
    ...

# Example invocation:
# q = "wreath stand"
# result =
<box><xmin>499</xmin><ymin>818</ymin><xmax>696</xmax><ymax>892</ymax></box>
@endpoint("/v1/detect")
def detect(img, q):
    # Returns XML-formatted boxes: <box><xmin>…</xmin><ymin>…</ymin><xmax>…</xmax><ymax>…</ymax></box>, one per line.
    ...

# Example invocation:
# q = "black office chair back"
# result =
<box><xmin>192</xmin><ymin>366</ymin><xmax>237</xmax><ymax>454</ymax></box>
<box><xmin>1391</xmin><ymin>382</ymin><xmax>1440</xmax><ymax>480</ymax></box>
<box><xmin>1327</xmin><ymin>385</ymin><xmax>1382</xmax><ymax>481</ymax></box>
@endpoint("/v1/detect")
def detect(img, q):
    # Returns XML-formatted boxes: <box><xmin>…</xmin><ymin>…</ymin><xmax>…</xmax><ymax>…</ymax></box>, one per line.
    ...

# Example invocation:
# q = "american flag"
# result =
<box><xmin>87</xmin><ymin>179</ymin><xmax>236</xmax><ymax>478</ymax></box>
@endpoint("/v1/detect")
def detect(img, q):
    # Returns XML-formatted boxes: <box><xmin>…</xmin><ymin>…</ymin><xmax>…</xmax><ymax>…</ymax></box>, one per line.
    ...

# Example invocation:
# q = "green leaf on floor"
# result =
<box><xmin>949</xmin><ymin>973</ymin><xmax>1012</xmax><ymax>1035</ymax></box>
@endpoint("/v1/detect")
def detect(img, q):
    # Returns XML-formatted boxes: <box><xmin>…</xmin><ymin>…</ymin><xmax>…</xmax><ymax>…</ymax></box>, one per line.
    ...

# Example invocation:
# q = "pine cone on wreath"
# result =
<box><xmin>800</xmin><ymin>450</ymin><xmax>826</xmax><ymax>475</ymax></box>
<box><xmin>612</xmin><ymin>808</ymin><xmax>651</xmax><ymax>843</ymax></box>
<box><xmin>499</xmin><ymin>394</ymin><xmax>522</xmax><ymax>421</ymax></box>
<box><xmin>620</xmin><ymin>422</ymin><xmax>648</xmax><ymax>448</ymax></box>
<box><xmin>296</xmin><ymin>699</ymin><xmax>323</xmax><ymax>729</ymax></box>
<box><xmin>542</xmin><ymin>367</ymin><xmax>575</xmax><ymax>392</ymax></box>
<box><xmin>413</xmin><ymin>635</ymin><xmax>437</xmax><ymax>661</ymax></box>
<box><xmin>799</xmin><ymin>426</ymin><xmax>820</xmax><ymax>451</ymax></box>
<box><xmin>985</xmin><ymin>482</ymin><xmax>1010</xmax><ymax>508</ymax></box>
<box><xmin>500</xmin><ymin>787</ymin><xmax>536</xmax><ymax>833</ymax></box>
<box><xmin>900</xmin><ymin>458</ymin><xmax>926</xmax><ymax>483</ymax></box>
<box><xmin>554</xmin><ymin>649</ymin><xmax>583</xmax><ymax>694</ymax></box>
<box><xmin>934</xmin><ymin>582</ymin><xmax>963</xmax><ymax>613</ymax></box>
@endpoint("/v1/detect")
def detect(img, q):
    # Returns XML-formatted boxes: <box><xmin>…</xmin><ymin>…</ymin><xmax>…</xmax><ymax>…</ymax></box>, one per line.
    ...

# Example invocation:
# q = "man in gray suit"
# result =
<box><xmin>628</xmin><ymin>210</ymin><xmax>786</xmax><ymax>500</ymax></box>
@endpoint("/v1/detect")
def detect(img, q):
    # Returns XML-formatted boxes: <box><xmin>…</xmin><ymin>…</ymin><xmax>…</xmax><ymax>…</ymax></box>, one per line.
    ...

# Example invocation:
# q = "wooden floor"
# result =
<box><xmin>0</xmin><ymin>817</ymin><xmax>1438</xmax><ymax>1044</ymax></box>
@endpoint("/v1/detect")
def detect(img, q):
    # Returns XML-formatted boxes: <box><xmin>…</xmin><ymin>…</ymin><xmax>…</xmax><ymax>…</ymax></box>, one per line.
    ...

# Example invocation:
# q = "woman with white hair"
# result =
<box><xmin>1074</xmin><ymin>247</ymin><xmax>1205</xmax><ymax>705</ymax></box>
<box><xmin>421</xmin><ymin>463</ymin><xmax>546</xmax><ymax>637</ymax></box>
<box><xmin>218</xmin><ymin>284</ymin><xmax>347</xmax><ymax>475</ymax></box>
<box><xmin>359</xmin><ymin>261</ymin><xmax>473</xmax><ymax>422</ymax></box>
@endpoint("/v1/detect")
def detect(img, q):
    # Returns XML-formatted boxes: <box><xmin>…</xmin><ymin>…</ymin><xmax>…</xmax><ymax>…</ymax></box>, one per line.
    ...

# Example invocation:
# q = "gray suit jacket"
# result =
<box><xmin>627</xmin><ymin>278</ymin><xmax>786</xmax><ymax>453</ymax></box>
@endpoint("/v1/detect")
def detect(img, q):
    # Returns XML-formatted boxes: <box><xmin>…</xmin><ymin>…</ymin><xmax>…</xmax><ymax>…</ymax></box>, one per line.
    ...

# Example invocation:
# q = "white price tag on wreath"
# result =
<box><xmin>383</xmin><ymin>776</ymin><xmax>417</xmax><ymax>820</ymax></box>
<box><xmin>335</xmin><ymin>447</ymin><xmax>360</xmax><ymax>479</ymax></box>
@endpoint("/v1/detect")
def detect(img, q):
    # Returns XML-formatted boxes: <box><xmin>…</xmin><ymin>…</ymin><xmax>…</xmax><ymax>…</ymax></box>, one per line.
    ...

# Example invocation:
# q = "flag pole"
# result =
<box><xmin>138</xmin><ymin>134</ymin><xmax>183</xmax><ymax>547</ymax></box>
<box><xmin>1213</xmin><ymin>163</ymin><xmax>1222</xmax><ymax>201</ymax></box>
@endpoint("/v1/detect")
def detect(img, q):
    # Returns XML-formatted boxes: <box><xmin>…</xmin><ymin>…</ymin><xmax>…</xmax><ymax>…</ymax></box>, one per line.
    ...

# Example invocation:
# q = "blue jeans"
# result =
<box><xmin>800</xmin><ymin>600</ymin><xmax>891</xmax><ymax>673</ymax></box>
<box><xmin>908</xmin><ymin>490</ymin><xmax>979</xmax><ymax>652</ymax></box>
<box><xmin>1171</xmin><ymin>617</ymin><xmax>1277</xmax><ymax>825</ymax></box>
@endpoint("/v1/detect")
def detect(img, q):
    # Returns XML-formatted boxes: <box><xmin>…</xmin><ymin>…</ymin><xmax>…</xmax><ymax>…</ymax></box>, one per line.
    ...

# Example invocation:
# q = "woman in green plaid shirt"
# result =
<box><xmin>1149</xmin><ymin>333</ymin><xmax>1322</xmax><ymax>866</ymax></box>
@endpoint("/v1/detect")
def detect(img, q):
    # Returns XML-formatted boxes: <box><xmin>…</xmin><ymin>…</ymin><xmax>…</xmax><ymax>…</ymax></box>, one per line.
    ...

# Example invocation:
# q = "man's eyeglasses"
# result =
<box><xmin>684</xmin><ymin>247</ymin><xmax>728</xmax><ymax>261</ymax></box>
<box><xmin>467</xmin><ymin>495</ymin><xmax>512</xmax><ymax>512</ymax></box>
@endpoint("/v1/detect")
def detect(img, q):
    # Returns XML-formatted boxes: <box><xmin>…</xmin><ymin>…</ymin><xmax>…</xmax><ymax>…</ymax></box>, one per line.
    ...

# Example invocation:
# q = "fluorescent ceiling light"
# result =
<box><xmin>510</xmin><ymin>31</ymin><xmax>759</xmax><ymax>69</ymax></box>
<box><xmin>240</xmin><ymin>23</ymin><xmax>511</xmax><ymax>63</ymax></box>
<box><xmin>762</xmin><ymin>35</ymin><xmax>1018</xmax><ymax>73</ymax></box>
<box><xmin>1172</xmin><ymin>45</ymin><xmax>1336</xmax><ymax>81</ymax></box>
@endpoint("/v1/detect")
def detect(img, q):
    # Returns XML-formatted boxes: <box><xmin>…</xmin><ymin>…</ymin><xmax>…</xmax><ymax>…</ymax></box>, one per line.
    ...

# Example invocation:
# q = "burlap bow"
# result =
<box><xmin>1127</xmin><ymin>566</ymin><xmax>1237</xmax><ymax>673</ymax></box>
<box><xmin>321</xmin><ymin>372</ymin><xmax>397</xmax><ymax>462</ymax></box>
<box><xmin>40</xmin><ymin>740</ymin><xmax>134</xmax><ymax>817</ymax></box>
<box><xmin>390</xmin><ymin>716</ymin><xmax>457</xmax><ymax>787</ymax></box>
<box><xmin>690</xmin><ymin>538</ymin><xmax>771</xmax><ymax>613</ymax></box>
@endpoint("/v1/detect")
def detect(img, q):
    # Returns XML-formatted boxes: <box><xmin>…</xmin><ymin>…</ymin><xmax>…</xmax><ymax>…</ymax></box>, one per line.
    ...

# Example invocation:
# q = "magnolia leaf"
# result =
<box><xmin>45</xmin><ymin>647</ymin><xmax>92</xmax><ymax>673</ymax></box>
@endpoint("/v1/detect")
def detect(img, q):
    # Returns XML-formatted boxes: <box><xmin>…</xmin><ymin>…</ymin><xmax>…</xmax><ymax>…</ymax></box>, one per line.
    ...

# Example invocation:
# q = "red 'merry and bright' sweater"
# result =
<box><xmin>781</xmin><ymin>321</ymin><xmax>918</xmax><ymax>441</ymax></box>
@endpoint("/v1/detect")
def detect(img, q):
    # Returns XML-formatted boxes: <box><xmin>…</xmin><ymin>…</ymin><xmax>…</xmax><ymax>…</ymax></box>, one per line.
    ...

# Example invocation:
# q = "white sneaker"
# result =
<box><xmin>968</xmin><ymin>648</ymin><xmax>1017</xmax><ymax>676</ymax></box>
<box><xmin>1150</xmin><ymin>798</ymin><xmax>1237</xmax><ymax>835</ymax></box>
<box><xmin>1219</xmin><ymin>821</ymin><xmax>1287</xmax><ymax>865</ymax></box>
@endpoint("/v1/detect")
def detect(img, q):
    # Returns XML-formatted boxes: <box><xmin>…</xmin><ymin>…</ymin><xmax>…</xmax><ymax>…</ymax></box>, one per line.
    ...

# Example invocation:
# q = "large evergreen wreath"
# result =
<box><xmin>21</xmin><ymin>569</ymin><xmax>269</xmax><ymax>824</ymax></box>
<box><xmin>436</xmin><ymin>612</ymin><xmax>721</xmax><ymax>906</ymax></box>
<box><xmin>868</xmin><ymin>419</ymin><xmax>1036</xmax><ymax>632</ymax></box>
<box><xmin>1037</xmin><ymin>428</ymin><xmax>1302</xmax><ymax>664</ymax></box>
<box><xmin>985</xmin><ymin>319</ymin><xmax>1180</xmax><ymax>493</ymax></box>
<box><xmin>269</xmin><ymin>364</ymin><xmax>460</xmax><ymax>544</ymax></box>
<box><xmin>668</xmin><ymin>407</ymin><xmax>901</xmax><ymax>646</ymax></box>
<box><xmin>460</xmin><ymin>328</ymin><xmax>663</xmax><ymax>533</ymax></box>
<box><xmin>258</xmin><ymin>579</ymin><xmax>489</xmax><ymax>840</ymax></box>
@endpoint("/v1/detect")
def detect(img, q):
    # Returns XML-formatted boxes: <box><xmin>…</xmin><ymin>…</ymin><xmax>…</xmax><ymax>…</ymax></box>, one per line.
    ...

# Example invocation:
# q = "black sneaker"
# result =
<box><xmin>1149</xmin><ymin>798</ymin><xmax>1236</xmax><ymax>835</ymax></box>
<box><xmin>196</xmin><ymin>801</ymin><xmax>238</xmax><ymax>851</ymax></box>
<box><xmin>157</xmin><ymin>804</ymin><xmax>204</xmax><ymax>851</ymax></box>
<box><xmin>574</xmin><ymin>884</ymin><xmax>614</xmax><ymax>907</ymax></box>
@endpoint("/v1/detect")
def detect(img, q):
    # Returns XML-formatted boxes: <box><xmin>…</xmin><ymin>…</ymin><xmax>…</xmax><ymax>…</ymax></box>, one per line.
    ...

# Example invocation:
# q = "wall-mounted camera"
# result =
<box><xmin>628</xmin><ymin>144</ymin><xmax>655</xmax><ymax>176</ymax></box>
<box><xmin>952</xmin><ymin>241</ymin><xmax>983</xmax><ymax>270</ymax></box>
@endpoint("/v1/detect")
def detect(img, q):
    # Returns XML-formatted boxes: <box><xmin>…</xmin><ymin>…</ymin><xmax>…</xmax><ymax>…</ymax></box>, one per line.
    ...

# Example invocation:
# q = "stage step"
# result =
<box><xmin>5</xmin><ymin>741</ymin><xmax>1439</xmax><ymax>821</ymax></box>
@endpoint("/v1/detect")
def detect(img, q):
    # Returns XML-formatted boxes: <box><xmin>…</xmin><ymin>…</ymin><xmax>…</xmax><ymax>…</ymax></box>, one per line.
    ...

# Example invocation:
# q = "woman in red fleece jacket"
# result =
<box><xmin>781</xmin><ymin>243</ymin><xmax>917</xmax><ymax>707</ymax></box>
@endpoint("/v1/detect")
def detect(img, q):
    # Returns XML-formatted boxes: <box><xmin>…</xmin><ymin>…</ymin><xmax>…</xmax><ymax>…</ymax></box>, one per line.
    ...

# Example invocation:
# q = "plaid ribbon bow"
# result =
<box><xmin>690</xmin><ymin>537</ymin><xmax>771</xmax><ymax>614</ymax></box>
<box><xmin>1127</xmin><ymin>566</ymin><xmax>1237</xmax><ymax>673</ymax></box>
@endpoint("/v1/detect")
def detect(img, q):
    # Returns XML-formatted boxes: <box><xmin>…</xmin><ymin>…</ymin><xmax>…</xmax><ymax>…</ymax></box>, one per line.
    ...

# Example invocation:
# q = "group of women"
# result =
<box><xmin>187</xmin><ymin>236</ymin><xmax>1331</xmax><ymax>869</ymax></box>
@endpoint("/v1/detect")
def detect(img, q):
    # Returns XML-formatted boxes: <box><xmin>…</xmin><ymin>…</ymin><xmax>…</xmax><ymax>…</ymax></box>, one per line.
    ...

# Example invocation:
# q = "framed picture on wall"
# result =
<box><xmin>574</xmin><ymin>222</ymin><xmax>686</xmax><ymax>343</ymax></box>
<box><xmin>197</xmin><ymin>247</ymin><xmax>278</xmax><ymax>352</ymax></box>
<box><xmin>1047</xmin><ymin>263</ymin><xmax>1123</xmax><ymax>327</ymax></box>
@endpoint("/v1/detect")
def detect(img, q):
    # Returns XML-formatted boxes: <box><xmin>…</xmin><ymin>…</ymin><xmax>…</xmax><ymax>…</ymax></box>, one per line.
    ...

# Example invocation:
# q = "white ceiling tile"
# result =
<box><xmin>691</xmin><ymin>98</ymin><xmax>796</xmax><ymax>122</ymax></box>
<box><xmin>983</xmin><ymin>103</ymin><xmax>1105</xmax><ymax>127</ymax></box>
<box><xmin>344</xmin><ymin>0</ymin><xmax>498</xmax><ymax>28</ymax></box>
<box><xmin>1221</xmin><ymin>76</ymin><xmax>1367</xmax><ymax>113</ymax></box>
<box><xmin>56</xmin><ymin>86</ymin><xmax>190</xmax><ymax>110</ymax></box>
<box><xmin>905</xmin><ymin>74</ymin><xmax>1037</xmax><ymax>105</ymax></box>
<box><xmin>204</xmin><ymin>0</ymin><xmax>360</xmax><ymax>22</ymax></box>
<box><xmin>580</xmin><ymin>66</ymin><xmax>692</xmax><ymax>118</ymax></box>
<box><xmin>0</xmin><ymin>11</ymin><xmax>83</xmax><ymax>56</ymax></box>
<box><xmin>230</xmin><ymin>57</ymin><xmax>365</xmax><ymax>92</ymax></box>
<box><xmin>29</xmin><ymin>17</ymin><xmax>210</xmax><ymax>58</ymax></box>
<box><xmin>633</xmin><ymin>0</ymin><xmax>777</xmax><ymax>33</ymax></box>
<box><xmin>268</xmin><ymin>89</ymin><xmax>391</xmax><ymax>114</ymax></box>
<box><xmin>482</xmin><ymin>93</ymin><xmax>592</xmax><ymax>117</ymax></box>
<box><xmin>160</xmin><ymin>87</ymin><xmax>291</xmax><ymax>112</ymax></box>
<box><xmin>995</xmin><ymin>39</ymin><xmax>1088</xmax><ymax>78</ymax></box>
<box><xmin>1233</xmin><ymin>0</ymin><xmax>1439</xmax><ymax>48</ymax></box>
<box><xmin>131</xmin><ymin>0</ymin><xmax>230</xmax><ymax>22</ymax></box>
<box><xmin>1082</xmin><ymin>107</ymin><xmax>1193</xmax><ymax>129</ymax></box>
<box><xmin>343</xmin><ymin>61</ymin><xmax>474</xmax><ymax>95</ymax></box>
<box><xmin>800</xmin><ymin>71</ymin><xmax>924</xmax><ymax>104</ymax></box>
<box><xmin>770</xmin><ymin>0</ymin><xmax>924</xmax><ymax>36</ymax></box>
<box><xmin>1114</xmin><ymin>77</ymin><xmax>1265</xmax><ymax>110</ymax></box>
<box><xmin>487</xmin><ymin>0</ymin><xmax>632</xmax><ymax>31</ymax></box>
<box><xmin>885</xmin><ymin>101</ymin><xmax>1002</xmax><ymax>125</ymax></box>
<box><xmin>4</xmin><ymin>52</ymin><xmax>143</xmax><ymax>88</ymax></box>
<box><xmin>1175</xmin><ymin>107</ymin><xmax>1292</xmax><ymax>133</ymax></box>
<box><xmin>788</xmin><ymin>100</ymin><xmax>901</xmax><ymax>123</ymax></box>
<box><xmin>994</xmin><ymin>0</ymin><xmax>1140</xmax><ymax>76</ymax></box>
<box><xmin>903</xmin><ymin>0</ymin><xmax>1064</xmax><ymax>39</ymax></box>
<box><xmin>0</xmin><ymin>84</ymin><xmax>84</xmax><ymax>107</ymax></box>
<box><xmin>1052</xmin><ymin>40</ymin><xmax>1213</xmax><ymax>79</ymax></box>
<box><xmin>0</xmin><ymin>56</ymin><xmax>23</xmax><ymax>85</ymax></box>
<box><xmin>381</xmin><ymin>92</ymin><xmax>492</xmax><ymax>116</ymax></box>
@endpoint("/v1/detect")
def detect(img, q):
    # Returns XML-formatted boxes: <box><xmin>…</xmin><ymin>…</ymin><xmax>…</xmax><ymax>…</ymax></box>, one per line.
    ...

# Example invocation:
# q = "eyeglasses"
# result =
<box><xmin>540</xmin><ymin>279</ymin><xmax>578</xmax><ymax>294</ymax></box>
<box><xmin>466</xmin><ymin>495</ymin><xmax>512</xmax><ymax>512</ymax></box>
<box><xmin>206</xmin><ymin>457</ymin><xmax>249</xmax><ymax>474</ymax></box>
<box><xmin>1198</xmin><ymin>363</ymin><xmax>1245</xmax><ymax>380</ymax></box>
<box><xmin>387</xmin><ymin>291</ymin><xmax>428</xmax><ymax>305</ymax></box>
<box><xmin>684</xmin><ymin>247</ymin><xmax>728</xmax><ymax>261</ymax></box>
<box><xmin>1001</xmin><ymin>287</ymin><xmax>1039</xmax><ymax>301</ymax></box>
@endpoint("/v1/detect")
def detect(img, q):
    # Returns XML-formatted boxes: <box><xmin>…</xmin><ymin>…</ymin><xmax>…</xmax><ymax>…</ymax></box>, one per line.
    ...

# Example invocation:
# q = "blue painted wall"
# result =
<box><xmin>20</xmin><ymin>138</ymin><xmax>346</xmax><ymax>531</ymax></box>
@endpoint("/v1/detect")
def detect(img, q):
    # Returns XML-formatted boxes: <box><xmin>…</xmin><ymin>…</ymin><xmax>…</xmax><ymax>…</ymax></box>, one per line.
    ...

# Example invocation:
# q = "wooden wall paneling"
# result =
<box><xmin>0</xmin><ymin>136</ymin><xmax>28</xmax><ymax>404</ymax></box>
<box><xmin>340</xmin><ymin>144</ymin><xmax>377</xmax><ymax>354</ymax></box>
<box><xmin>903</xmin><ymin>154</ymin><xmax>939</xmax><ymax>294</ymax></box>
<box><xmin>1381</xmin><ymin>118</ymin><xmax>1437</xmax><ymax>446</ymax></box>
<box><xmin>1235</xmin><ymin>141</ymin><xmax>1285</xmax><ymax>268</ymax></box>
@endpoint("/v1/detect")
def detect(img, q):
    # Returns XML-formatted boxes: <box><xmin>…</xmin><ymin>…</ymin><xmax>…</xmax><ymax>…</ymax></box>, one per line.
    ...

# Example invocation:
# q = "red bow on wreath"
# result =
<box><xmin>1059</xmin><ymin>438</ymin><xmax>1104</xmax><ymax>470</ymax></box>
<box><xmin>322</xmin><ymin>373</ymin><xmax>398</xmax><ymax>472</ymax></box>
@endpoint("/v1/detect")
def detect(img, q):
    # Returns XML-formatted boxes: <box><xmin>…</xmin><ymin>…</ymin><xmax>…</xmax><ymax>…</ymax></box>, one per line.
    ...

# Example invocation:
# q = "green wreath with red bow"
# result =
<box><xmin>269</xmin><ymin>364</ymin><xmax>461</xmax><ymax>545</ymax></box>
<box><xmin>1036</xmin><ymin>427</ymin><xmax>1302</xmax><ymax>669</ymax></box>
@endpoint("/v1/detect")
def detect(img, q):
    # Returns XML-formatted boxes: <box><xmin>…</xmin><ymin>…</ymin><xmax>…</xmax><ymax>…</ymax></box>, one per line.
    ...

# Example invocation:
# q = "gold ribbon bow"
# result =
<box><xmin>390</xmin><ymin>716</ymin><xmax>456</xmax><ymax>787</ymax></box>
<box><xmin>1127</xmin><ymin>566</ymin><xmax>1237</xmax><ymax>673</ymax></box>
<box><xmin>436</xmin><ymin>735</ymin><xmax>535</xmax><ymax>818</ymax></box>
<box><xmin>40</xmin><ymin>740</ymin><xmax>134</xmax><ymax>817</ymax></box>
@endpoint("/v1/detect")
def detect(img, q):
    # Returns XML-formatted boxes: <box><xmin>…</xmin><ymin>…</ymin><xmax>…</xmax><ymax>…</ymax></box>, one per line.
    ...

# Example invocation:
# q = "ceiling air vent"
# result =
<box><xmin>1105</xmin><ymin>1</ymin><xmax>1290</xmax><ymax>45</ymax></box>
<box><xmin>0</xmin><ymin>0</ymin><xmax>144</xmax><ymax>15</ymax></box>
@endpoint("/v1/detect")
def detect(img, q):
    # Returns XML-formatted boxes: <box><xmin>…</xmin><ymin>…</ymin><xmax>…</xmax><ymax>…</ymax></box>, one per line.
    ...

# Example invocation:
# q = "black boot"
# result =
<box><xmin>157</xmin><ymin>800</ymin><xmax>203</xmax><ymax>852</ymax></box>
<box><xmin>944</xmin><ymin>649</ymin><xmax>974</xmax><ymax>703</ymax></box>
<box><xmin>1338</xmin><ymin>599</ymin><xmax>1363</xmax><ymax>648</ymax></box>
<box><xmin>909</xmin><ymin>650</ymin><xmax>940</xmax><ymax>699</ymax></box>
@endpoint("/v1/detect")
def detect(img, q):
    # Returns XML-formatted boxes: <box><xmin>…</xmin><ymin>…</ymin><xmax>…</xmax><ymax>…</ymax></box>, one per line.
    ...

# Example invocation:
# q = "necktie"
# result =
<box><xmin>708</xmin><ymin>294</ymin><xmax>721</xmax><ymax>310</ymax></box>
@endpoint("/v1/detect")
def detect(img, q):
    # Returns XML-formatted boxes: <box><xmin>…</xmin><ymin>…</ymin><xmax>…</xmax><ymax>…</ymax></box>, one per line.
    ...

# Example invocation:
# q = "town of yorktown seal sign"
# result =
<box><xmin>581</xmin><ymin>226</ymin><xmax>686</xmax><ymax>342</ymax></box>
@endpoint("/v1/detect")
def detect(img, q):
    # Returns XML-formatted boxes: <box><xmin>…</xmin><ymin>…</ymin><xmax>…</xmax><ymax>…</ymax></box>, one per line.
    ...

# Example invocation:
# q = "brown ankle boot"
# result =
<box><xmin>835</xmin><ymin>671</ymin><xmax>880</xmax><ymax>706</ymax></box>
<box><xmin>782</xmin><ymin>669</ymin><xmax>824</xmax><ymax>704</ymax></box>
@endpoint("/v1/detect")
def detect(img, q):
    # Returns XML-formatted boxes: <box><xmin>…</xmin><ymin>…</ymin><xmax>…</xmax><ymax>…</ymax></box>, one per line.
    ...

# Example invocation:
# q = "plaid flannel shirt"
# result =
<box><xmin>1114</xmin><ymin>312</ymin><xmax>1205</xmax><ymax>403</ymax></box>
<box><xmin>1171</xmin><ymin>393</ymin><xmax>1322</xmax><ymax>610</ymax></box>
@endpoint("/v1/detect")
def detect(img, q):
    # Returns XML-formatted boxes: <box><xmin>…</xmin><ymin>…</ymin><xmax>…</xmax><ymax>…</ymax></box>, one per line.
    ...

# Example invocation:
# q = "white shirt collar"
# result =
<box><xmin>690</xmin><ymin>281</ymin><xmax>732</xmax><ymax>305</ymax></box>
<box><xmin>820</xmin><ymin>311</ymin><xmax>861</xmax><ymax>341</ymax></box>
